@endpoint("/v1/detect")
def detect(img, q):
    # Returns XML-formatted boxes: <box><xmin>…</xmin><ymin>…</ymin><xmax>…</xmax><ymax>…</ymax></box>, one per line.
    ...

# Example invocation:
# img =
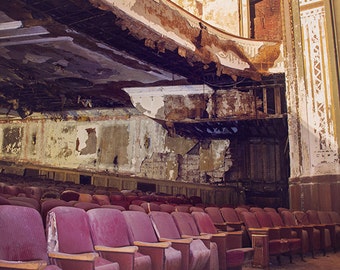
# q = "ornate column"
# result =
<box><xmin>282</xmin><ymin>0</ymin><xmax>340</xmax><ymax>212</ymax></box>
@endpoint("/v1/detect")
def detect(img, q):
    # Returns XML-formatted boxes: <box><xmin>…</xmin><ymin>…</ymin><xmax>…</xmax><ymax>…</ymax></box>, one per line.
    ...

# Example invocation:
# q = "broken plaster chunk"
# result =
<box><xmin>178</xmin><ymin>47</ymin><xmax>186</xmax><ymax>57</ymax></box>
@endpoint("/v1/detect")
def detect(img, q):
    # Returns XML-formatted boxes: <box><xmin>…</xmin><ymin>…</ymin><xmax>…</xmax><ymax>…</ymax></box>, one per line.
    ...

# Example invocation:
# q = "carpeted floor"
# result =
<box><xmin>243</xmin><ymin>252</ymin><xmax>340</xmax><ymax>270</ymax></box>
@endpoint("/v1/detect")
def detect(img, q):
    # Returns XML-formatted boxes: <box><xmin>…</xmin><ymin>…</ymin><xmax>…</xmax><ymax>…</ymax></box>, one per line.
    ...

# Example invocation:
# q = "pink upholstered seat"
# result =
<box><xmin>256</xmin><ymin>211</ymin><xmax>302</xmax><ymax>261</ymax></box>
<box><xmin>88</xmin><ymin>208</ymin><xmax>152</xmax><ymax>270</ymax></box>
<box><xmin>307</xmin><ymin>210</ymin><xmax>335</xmax><ymax>253</ymax></box>
<box><xmin>263</xmin><ymin>207</ymin><xmax>277</xmax><ymax>213</ymax></box>
<box><xmin>159</xmin><ymin>203</ymin><xmax>176</xmax><ymax>213</ymax></box>
<box><xmin>175</xmin><ymin>204</ymin><xmax>191</xmax><ymax>213</ymax></box>
<box><xmin>220</xmin><ymin>207</ymin><xmax>250</xmax><ymax>247</ymax></box>
<box><xmin>74</xmin><ymin>201</ymin><xmax>101</xmax><ymax>211</ymax></box>
<box><xmin>204</xmin><ymin>207</ymin><xmax>234</xmax><ymax>232</ymax></box>
<box><xmin>0</xmin><ymin>205</ymin><xmax>61</xmax><ymax>270</ymax></box>
<box><xmin>46</xmin><ymin>206</ymin><xmax>119</xmax><ymax>270</ymax></box>
<box><xmin>317</xmin><ymin>211</ymin><xmax>340</xmax><ymax>251</ymax></box>
<box><xmin>149</xmin><ymin>211</ymin><xmax>211</xmax><ymax>270</ymax></box>
<box><xmin>240</xmin><ymin>211</ymin><xmax>289</xmax><ymax>265</ymax></box>
<box><xmin>40</xmin><ymin>198</ymin><xmax>73</xmax><ymax>226</ymax></box>
<box><xmin>123</xmin><ymin>210</ymin><xmax>182</xmax><ymax>270</ymax></box>
<box><xmin>293</xmin><ymin>210</ymin><xmax>323</xmax><ymax>256</ymax></box>
<box><xmin>141</xmin><ymin>202</ymin><xmax>161</xmax><ymax>213</ymax></box>
<box><xmin>172</xmin><ymin>211</ymin><xmax>219</xmax><ymax>270</ymax></box>
<box><xmin>192</xmin><ymin>211</ymin><xmax>253</xmax><ymax>270</ymax></box>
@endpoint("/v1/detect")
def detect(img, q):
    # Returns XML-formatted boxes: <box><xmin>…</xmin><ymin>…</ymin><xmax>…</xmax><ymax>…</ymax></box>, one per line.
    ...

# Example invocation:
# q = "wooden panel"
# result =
<box><xmin>65</xmin><ymin>173</ymin><xmax>79</xmax><ymax>184</ymax></box>
<box><xmin>289</xmin><ymin>184</ymin><xmax>301</xmax><ymax>210</ymax></box>
<box><xmin>252</xmin><ymin>234</ymin><xmax>269</xmax><ymax>268</ymax></box>
<box><xmin>301</xmin><ymin>184</ymin><xmax>313</xmax><ymax>211</ymax></box>
<box><xmin>93</xmin><ymin>176</ymin><xmax>107</xmax><ymax>187</ymax></box>
<box><xmin>54</xmin><ymin>171</ymin><xmax>66</xmax><ymax>181</ymax></box>
<box><xmin>330</xmin><ymin>182</ymin><xmax>340</xmax><ymax>213</ymax></box>
<box><xmin>122</xmin><ymin>180</ymin><xmax>137</xmax><ymax>190</ymax></box>
<box><xmin>319</xmin><ymin>183</ymin><xmax>332</xmax><ymax>211</ymax></box>
<box><xmin>107</xmin><ymin>177</ymin><xmax>122</xmax><ymax>189</ymax></box>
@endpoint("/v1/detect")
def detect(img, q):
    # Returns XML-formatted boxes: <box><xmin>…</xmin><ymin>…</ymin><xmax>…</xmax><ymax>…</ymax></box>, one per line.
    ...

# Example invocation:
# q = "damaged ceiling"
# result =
<box><xmin>0</xmin><ymin>0</ymin><xmax>286</xmax><ymax>139</ymax></box>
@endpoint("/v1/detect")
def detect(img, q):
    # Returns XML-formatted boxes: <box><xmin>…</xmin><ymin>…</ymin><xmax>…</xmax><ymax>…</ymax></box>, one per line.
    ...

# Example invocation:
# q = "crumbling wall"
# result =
<box><xmin>0</xmin><ymin>109</ymin><xmax>233</xmax><ymax>184</ymax></box>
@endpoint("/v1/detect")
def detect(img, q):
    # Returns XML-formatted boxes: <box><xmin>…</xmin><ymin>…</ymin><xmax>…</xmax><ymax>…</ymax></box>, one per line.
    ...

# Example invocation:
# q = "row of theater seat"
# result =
<box><xmin>0</xmin><ymin>174</ymin><xmax>206</xmax><ymax>212</ymax></box>
<box><xmin>1</xmin><ymin>174</ymin><xmax>340</xmax><ymax>268</ymax></box>
<box><xmin>200</xmin><ymin>206</ymin><xmax>340</xmax><ymax>264</ymax></box>
<box><xmin>0</xmin><ymin>204</ymin><xmax>254</xmax><ymax>270</ymax></box>
<box><xmin>4</xmin><ymin>199</ymin><xmax>339</xmax><ymax>269</ymax></box>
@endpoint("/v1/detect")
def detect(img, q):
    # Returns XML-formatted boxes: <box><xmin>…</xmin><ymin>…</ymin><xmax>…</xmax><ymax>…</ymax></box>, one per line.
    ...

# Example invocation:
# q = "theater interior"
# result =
<box><xmin>0</xmin><ymin>0</ymin><xmax>339</xmax><ymax>269</ymax></box>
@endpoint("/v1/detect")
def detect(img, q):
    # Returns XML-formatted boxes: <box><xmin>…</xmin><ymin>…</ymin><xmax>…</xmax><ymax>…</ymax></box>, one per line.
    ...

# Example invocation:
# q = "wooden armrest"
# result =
<box><xmin>209</xmin><ymin>232</ymin><xmax>228</xmax><ymax>238</ymax></box>
<box><xmin>0</xmin><ymin>259</ymin><xmax>47</xmax><ymax>270</ymax></box>
<box><xmin>133</xmin><ymin>241</ymin><xmax>171</xmax><ymax>249</ymax></box>
<box><xmin>248</xmin><ymin>228</ymin><xmax>269</xmax><ymax>235</ymax></box>
<box><xmin>182</xmin><ymin>234</ymin><xmax>212</xmax><ymax>240</ymax></box>
<box><xmin>159</xmin><ymin>237</ymin><xmax>193</xmax><ymax>244</ymax></box>
<box><xmin>222</xmin><ymin>231</ymin><xmax>242</xmax><ymax>236</ymax></box>
<box><xmin>313</xmin><ymin>224</ymin><xmax>326</xmax><ymax>230</ymax></box>
<box><xmin>48</xmin><ymin>251</ymin><xmax>98</xmax><ymax>261</ymax></box>
<box><xmin>301</xmin><ymin>225</ymin><xmax>314</xmax><ymax>229</ymax></box>
<box><xmin>95</xmin><ymin>245</ymin><xmax>138</xmax><ymax>253</ymax></box>
<box><xmin>289</xmin><ymin>225</ymin><xmax>303</xmax><ymax>229</ymax></box>
<box><xmin>214</xmin><ymin>222</ymin><xmax>227</xmax><ymax>226</ymax></box>
<box><xmin>227</xmin><ymin>221</ymin><xmax>243</xmax><ymax>225</ymax></box>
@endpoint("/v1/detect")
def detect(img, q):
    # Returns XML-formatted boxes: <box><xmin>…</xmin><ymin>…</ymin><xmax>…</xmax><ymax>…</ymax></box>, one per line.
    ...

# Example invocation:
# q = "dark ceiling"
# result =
<box><xmin>0</xmin><ymin>0</ymin><xmax>284</xmax><ymax>118</ymax></box>
<box><xmin>0</xmin><ymin>0</ymin><xmax>221</xmax><ymax>117</ymax></box>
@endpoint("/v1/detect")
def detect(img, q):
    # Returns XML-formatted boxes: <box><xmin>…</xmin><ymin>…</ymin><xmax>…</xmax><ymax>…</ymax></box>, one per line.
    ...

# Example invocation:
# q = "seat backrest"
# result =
<box><xmin>74</xmin><ymin>202</ymin><xmax>100</xmax><ymax>211</ymax></box>
<box><xmin>175</xmin><ymin>205</ymin><xmax>191</xmax><ymax>213</ymax></box>
<box><xmin>293</xmin><ymin>211</ymin><xmax>310</xmax><ymax>225</ymax></box>
<box><xmin>46</xmin><ymin>206</ymin><xmax>94</xmax><ymax>254</ymax></box>
<box><xmin>149</xmin><ymin>211</ymin><xmax>182</xmax><ymax>239</ymax></box>
<box><xmin>328</xmin><ymin>211</ymin><xmax>340</xmax><ymax>223</ymax></box>
<box><xmin>191</xmin><ymin>212</ymin><xmax>218</xmax><ymax>234</ymax></box>
<box><xmin>172</xmin><ymin>211</ymin><xmax>200</xmax><ymax>236</ymax></box>
<box><xmin>267</xmin><ymin>211</ymin><xmax>285</xmax><ymax>227</ymax></box>
<box><xmin>88</xmin><ymin>208</ymin><xmax>131</xmax><ymax>247</ymax></box>
<box><xmin>263</xmin><ymin>207</ymin><xmax>277</xmax><ymax>213</ymax></box>
<box><xmin>189</xmin><ymin>206</ymin><xmax>205</xmax><ymax>213</ymax></box>
<box><xmin>278</xmin><ymin>207</ymin><xmax>290</xmax><ymax>213</ymax></box>
<box><xmin>205</xmin><ymin>207</ymin><xmax>225</xmax><ymax>224</ymax></box>
<box><xmin>249</xmin><ymin>207</ymin><xmax>264</xmax><ymax>213</ymax></box>
<box><xmin>0</xmin><ymin>205</ymin><xmax>48</xmax><ymax>261</ymax></box>
<box><xmin>41</xmin><ymin>199</ymin><xmax>73</xmax><ymax>225</ymax></box>
<box><xmin>240</xmin><ymin>211</ymin><xmax>261</xmax><ymax>229</ymax></box>
<box><xmin>160</xmin><ymin>204</ymin><xmax>176</xmax><ymax>213</ymax></box>
<box><xmin>129</xmin><ymin>204</ymin><xmax>146</xmax><ymax>212</ymax></box>
<box><xmin>122</xmin><ymin>210</ymin><xmax>159</xmax><ymax>243</ymax></box>
<box><xmin>60</xmin><ymin>190</ymin><xmax>80</xmax><ymax>202</ymax></box>
<box><xmin>255</xmin><ymin>211</ymin><xmax>274</xmax><ymax>227</ymax></box>
<box><xmin>220</xmin><ymin>207</ymin><xmax>240</xmax><ymax>222</ymax></box>
<box><xmin>317</xmin><ymin>211</ymin><xmax>333</xmax><ymax>224</ymax></box>
<box><xmin>281</xmin><ymin>210</ymin><xmax>297</xmax><ymax>226</ymax></box>
<box><xmin>306</xmin><ymin>210</ymin><xmax>321</xmax><ymax>224</ymax></box>
<box><xmin>141</xmin><ymin>202</ymin><xmax>161</xmax><ymax>213</ymax></box>
<box><xmin>235</xmin><ymin>207</ymin><xmax>249</xmax><ymax>222</ymax></box>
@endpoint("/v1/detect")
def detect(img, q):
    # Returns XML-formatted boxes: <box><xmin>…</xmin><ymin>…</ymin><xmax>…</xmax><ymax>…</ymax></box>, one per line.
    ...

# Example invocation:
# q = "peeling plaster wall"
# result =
<box><xmin>171</xmin><ymin>0</ymin><xmax>241</xmax><ymax>36</ymax></box>
<box><xmin>0</xmin><ymin>109</ymin><xmax>233</xmax><ymax>184</ymax></box>
<box><xmin>126</xmin><ymin>85</ymin><xmax>265</xmax><ymax>122</ymax></box>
